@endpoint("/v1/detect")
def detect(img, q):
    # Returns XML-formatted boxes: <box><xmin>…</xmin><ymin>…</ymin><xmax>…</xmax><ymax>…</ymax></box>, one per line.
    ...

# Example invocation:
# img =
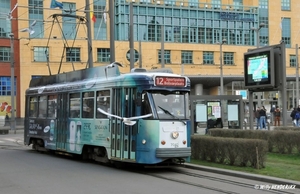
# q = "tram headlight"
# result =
<box><xmin>171</xmin><ymin>131</ymin><xmax>179</xmax><ymax>139</ymax></box>
<box><xmin>142</xmin><ymin>139</ymin><xmax>146</xmax><ymax>145</ymax></box>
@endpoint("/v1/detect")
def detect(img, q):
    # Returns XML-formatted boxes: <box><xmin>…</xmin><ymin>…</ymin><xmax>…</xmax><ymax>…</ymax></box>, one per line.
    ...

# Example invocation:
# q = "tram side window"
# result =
<box><xmin>142</xmin><ymin>93</ymin><xmax>151</xmax><ymax>115</ymax></box>
<box><xmin>47</xmin><ymin>95</ymin><xmax>57</xmax><ymax>118</ymax></box>
<box><xmin>69</xmin><ymin>93</ymin><xmax>80</xmax><ymax>118</ymax></box>
<box><xmin>38</xmin><ymin>96</ymin><xmax>47</xmax><ymax>118</ymax></box>
<box><xmin>29</xmin><ymin>97</ymin><xmax>38</xmax><ymax>117</ymax></box>
<box><xmin>96</xmin><ymin>90</ymin><xmax>110</xmax><ymax>118</ymax></box>
<box><xmin>82</xmin><ymin>92</ymin><xmax>95</xmax><ymax>118</ymax></box>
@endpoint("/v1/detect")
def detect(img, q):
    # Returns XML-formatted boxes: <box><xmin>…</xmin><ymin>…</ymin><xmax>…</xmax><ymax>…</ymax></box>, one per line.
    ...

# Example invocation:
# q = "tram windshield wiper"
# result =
<box><xmin>158</xmin><ymin>106</ymin><xmax>186</xmax><ymax>125</ymax></box>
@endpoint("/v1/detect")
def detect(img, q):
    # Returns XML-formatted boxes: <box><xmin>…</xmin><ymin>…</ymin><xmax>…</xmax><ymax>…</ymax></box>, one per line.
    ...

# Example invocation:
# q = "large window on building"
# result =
<box><xmin>181</xmin><ymin>51</ymin><xmax>192</xmax><ymax>64</ymax></box>
<box><xmin>94</xmin><ymin>0</ymin><xmax>107</xmax><ymax>40</ymax></box>
<box><xmin>33</xmin><ymin>47</ymin><xmax>48</xmax><ymax>62</ymax></box>
<box><xmin>203</xmin><ymin>51</ymin><xmax>214</xmax><ymax>65</ymax></box>
<box><xmin>28</xmin><ymin>0</ymin><xmax>44</xmax><ymax>38</ymax></box>
<box><xmin>0</xmin><ymin>0</ymin><xmax>11</xmax><ymax>38</ymax></box>
<box><xmin>212</xmin><ymin>0</ymin><xmax>221</xmax><ymax>9</ymax></box>
<box><xmin>281</xmin><ymin>18</ymin><xmax>291</xmax><ymax>48</ymax></box>
<box><xmin>233</xmin><ymin>0</ymin><xmax>243</xmax><ymax>10</ymax></box>
<box><xmin>0</xmin><ymin>77</ymin><xmax>16</xmax><ymax>96</ymax></box>
<box><xmin>62</xmin><ymin>2</ymin><xmax>76</xmax><ymax>39</ymax></box>
<box><xmin>148</xmin><ymin>17</ymin><xmax>161</xmax><ymax>42</ymax></box>
<box><xmin>224</xmin><ymin>52</ymin><xmax>234</xmax><ymax>65</ymax></box>
<box><xmin>281</xmin><ymin>0</ymin><xmax>290</xmax><ymax>11</ymax></box>
<box><xmin>97</xmin><ymin>48</ymin><xmax>110</xmax><ymax>62</ymax></box>
<box><xmin>0</xmin><ymin>47</ymin><xmax>10</xmax><ymax>62</ymax></box>
<box><xmin>66</xmin><ymin>47</ymin><xmax>80</xmax><ymax>62</ymax></box>
<box><xmin>115</xmin><ymin>1</ymin><xmax>256</xmax><ymax>46</ymax></box>
<box><xmin>290</xmin><ymin>55</ymin><xmax>296</xmax><ymax>67</ymax></box>
<box><xmin>188</xmin><ymin>0</ymin><xmax>197</xmax><ymax>7</ymax></box>
<box><xmin>259</xmin><ymin>0</ymin><xmax>268</xmax><ymax>9</ymax></box>
<box><xmin>258</xmin><ymin>0</ymin><xmax>269</xmax><ymax>46</ymax></box>
<box><xmin>158</xmin><ymin>50</ymin><xmax>171</xmax><ymax>64</ymax></box>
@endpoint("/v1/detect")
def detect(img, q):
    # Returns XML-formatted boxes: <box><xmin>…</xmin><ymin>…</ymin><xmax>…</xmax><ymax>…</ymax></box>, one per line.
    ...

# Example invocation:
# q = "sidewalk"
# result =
<box><xmin>0</xmin><ymin>125</ymin><xmax>24</xmax><ymax>135</ymax></box>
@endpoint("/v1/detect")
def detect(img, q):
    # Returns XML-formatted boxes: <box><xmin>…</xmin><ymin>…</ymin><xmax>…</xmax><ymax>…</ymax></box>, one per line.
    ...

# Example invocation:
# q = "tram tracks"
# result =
<box><xmin>138</xmin><ymin>166</ymin><xmax>298</xmax><ymax>194</ymax></box>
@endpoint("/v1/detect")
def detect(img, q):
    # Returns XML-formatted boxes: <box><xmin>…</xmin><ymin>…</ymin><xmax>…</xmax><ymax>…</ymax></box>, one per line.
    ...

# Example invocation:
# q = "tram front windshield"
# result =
<box><xmin>150</xmin><ymin>92</ymin><xmax>189</xmax><ymax>120</ymax></box>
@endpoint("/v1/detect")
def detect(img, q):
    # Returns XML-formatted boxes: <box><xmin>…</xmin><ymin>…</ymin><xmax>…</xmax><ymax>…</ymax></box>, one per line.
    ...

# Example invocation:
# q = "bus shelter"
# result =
<box><xmin>190</xmin><ymin>95</ymin><xmax>244</xmax><ymax>134</ymax></box>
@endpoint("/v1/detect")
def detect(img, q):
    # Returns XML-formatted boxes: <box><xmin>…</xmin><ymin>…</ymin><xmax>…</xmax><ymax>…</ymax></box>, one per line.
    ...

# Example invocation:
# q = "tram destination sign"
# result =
<box><xmin>154</xmin><ymin>76</ymin><xmax>186</xmax><ymax>87</ymax></box>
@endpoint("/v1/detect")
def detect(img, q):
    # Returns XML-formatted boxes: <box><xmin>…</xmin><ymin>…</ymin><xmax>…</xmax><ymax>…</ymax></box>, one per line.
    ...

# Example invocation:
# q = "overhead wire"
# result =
<box><xmin>1</xmin><ymin>0</ymin><xmax>109</xmax><ymax>68</ymax></box>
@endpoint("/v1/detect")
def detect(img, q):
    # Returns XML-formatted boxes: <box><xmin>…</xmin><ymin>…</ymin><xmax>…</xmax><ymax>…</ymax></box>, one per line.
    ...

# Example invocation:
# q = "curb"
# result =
<box><xmin>183</xmin><ymin>163</ymin><xmax>300</xmax><ymax>188</ymax></box>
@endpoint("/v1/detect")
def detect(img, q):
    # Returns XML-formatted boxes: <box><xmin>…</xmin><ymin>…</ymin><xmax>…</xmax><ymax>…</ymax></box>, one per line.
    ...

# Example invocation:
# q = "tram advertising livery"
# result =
<box><xmin>24</xmin><ymin>63</ymin><xmax>191</xmax><ymax>165</ymax></box>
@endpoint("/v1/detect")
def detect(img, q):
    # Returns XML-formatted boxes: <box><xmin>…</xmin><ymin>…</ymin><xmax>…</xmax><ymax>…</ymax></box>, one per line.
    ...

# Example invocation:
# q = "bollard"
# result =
<box><xmin>267</xmin><ymin>118</ymin><xmax>271</xmax><ymax>130</ymax></box>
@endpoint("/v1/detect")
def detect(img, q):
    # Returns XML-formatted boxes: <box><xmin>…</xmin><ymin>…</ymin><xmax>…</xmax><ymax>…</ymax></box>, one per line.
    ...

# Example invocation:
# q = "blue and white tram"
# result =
<box><xmin>24</xmin><ymin>64</ymin><xmax>191</xmax><ymax>165</ymax></box>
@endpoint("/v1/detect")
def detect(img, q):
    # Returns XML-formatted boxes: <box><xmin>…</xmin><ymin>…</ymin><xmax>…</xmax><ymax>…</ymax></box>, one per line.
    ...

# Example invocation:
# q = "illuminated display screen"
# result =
<box><xmin>154</xmin><ymin>76</ymin><xmax>186</xmax><ymax>87</ymax></box>
<box><xmin>247</xmin><ymin>55</ymin><xmax>268</xmax><ymax>82</ymax></box>
<box><xmin>244</xmin><ymin>48</ymin><xmax>274</xmax><ymax>89</ymax></box>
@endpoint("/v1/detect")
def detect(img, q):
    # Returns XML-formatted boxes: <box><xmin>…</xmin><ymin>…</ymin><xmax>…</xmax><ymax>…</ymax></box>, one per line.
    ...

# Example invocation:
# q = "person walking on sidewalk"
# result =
<box><xmin>259</xmin><ymin>106</ymin><xmax>267</xmax><ymax>130</ymax></box>
<box><xmin>290</xmin><ymin>108</ymin><xmax>297</xmax><ymax>126</ymax></box>
<box><xmin>255</xmin><ymin>107</ymin><xmax>261</xmax><ymax>129</ymax></box>
<box><xmin>274</xmin><ymin>106</ymin><xmax>281</xmax><ymax>126</ymax></box>
<box><xmin>4</xmin><ymin>113</ymin><xmax>10</xmax><ymax>126</ymax></box>
<box><xmin>270</xmin><ymin>105</ymin><xmax>275</xmax><ymax>125</ymax></box>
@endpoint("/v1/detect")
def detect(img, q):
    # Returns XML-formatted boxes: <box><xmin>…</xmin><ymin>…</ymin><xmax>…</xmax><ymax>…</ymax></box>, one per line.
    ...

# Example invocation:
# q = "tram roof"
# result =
<box><xmin>28</xmin><ymin>65</ymin><xmax>189</xmax><ymax>88</ymax></box>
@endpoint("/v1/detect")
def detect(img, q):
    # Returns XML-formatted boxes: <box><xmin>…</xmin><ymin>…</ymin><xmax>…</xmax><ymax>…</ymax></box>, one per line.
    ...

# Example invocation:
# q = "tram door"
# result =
<box><xmin>56</xmin><ymin>93</ymin><xmax>68</xmax><ymax>150</ymax></box>
<box><xmin>111</xmin><ymin>88</ymin><xmax>137</xmax><ymax>161</ymax></box>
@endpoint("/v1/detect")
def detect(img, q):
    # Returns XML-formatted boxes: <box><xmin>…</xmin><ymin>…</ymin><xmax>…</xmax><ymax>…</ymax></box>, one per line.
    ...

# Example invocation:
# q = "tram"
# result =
<box><xmin>24</xmin><ymin>63</ymin><xmax>191</xmax><ymax>165</ymax></box>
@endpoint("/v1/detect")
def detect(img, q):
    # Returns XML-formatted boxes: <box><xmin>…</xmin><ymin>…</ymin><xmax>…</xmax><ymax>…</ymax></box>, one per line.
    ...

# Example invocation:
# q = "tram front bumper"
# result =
<box><xmin>156</xmin><ymin>147</ymin><xmax>191</xmax><ymax>158</ymax></box>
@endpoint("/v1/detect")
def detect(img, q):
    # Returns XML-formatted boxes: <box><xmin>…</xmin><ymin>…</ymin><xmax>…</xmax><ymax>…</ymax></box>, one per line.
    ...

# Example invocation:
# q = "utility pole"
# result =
<box><xmin>296</xmin><ymin>44</ymin><xmax>299</xmax><ymax>106</ymax></box>
<box><xmin>9</xmin><ymin>32</ymin><xmax>16</xmax><ymax>134</ymax></box>
<box><xmin>85</xmin><ymin>0</ymin><xmax>93</xmax><ymax>68</ymax></box>
<box><xmin>219</xmin><ymin>39</ymin><xmax>226</xmax><ymax>95</ymax></box>
<box><xmin>109</xmin><ymin>0</ymin><xmax>115</xmax><ymax>63</ymax></box>
<box><xmin>161</xmin><ymin>25</ymin><xmax>165</xmax><ymax>68</ymax></box>
<box><xmin>139</xmin><ymin>41</ymin><xmax>142</xmax><ymax>68</ymax></box>
<box><xmin>129</xmin><ymin>2</ymin><xmax>134</xmax><ymax>70</ymax></box>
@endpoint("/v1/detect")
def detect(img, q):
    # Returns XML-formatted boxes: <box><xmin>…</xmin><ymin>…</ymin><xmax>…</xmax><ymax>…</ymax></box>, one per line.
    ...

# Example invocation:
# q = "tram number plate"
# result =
<box><xmin>171</xmin><ymin>143</ymin><xmax>179</xmax><ymax>148</ymax></box>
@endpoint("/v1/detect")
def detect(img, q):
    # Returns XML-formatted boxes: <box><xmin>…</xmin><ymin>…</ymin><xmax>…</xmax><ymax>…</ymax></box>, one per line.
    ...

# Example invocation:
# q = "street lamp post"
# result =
<box><xmin>217</xmin><ymin>39</ymin><xmax>226</xmax><ymax>123</ymax></box>
<box><xmin>296</xmin><ymin>44</ymin><xmax>299</xmax><ymax>106</ymax></box>
<box><xmin>219</xmin><ymin>39</ymin><xmax>226</xmax><ymax>95</ymax></box>
<box><xmin>9</xmin><ymin>33</ymin><xmax>16</xmax><ymax>134</ymax></box>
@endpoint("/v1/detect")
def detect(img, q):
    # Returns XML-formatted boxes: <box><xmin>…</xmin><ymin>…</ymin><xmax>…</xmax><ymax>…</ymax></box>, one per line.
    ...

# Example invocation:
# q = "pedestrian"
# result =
<box><xmin>205</xmin><ymin>119</ymin><xmax>216</xmax><ymax>135</ymax></box>
<box><xmin>274</xmin><ymin>106</ymin><xmax>281</xmax><ymax>126</ymax></box>
<box><xmin>255</xmin><ymin>107</ymin><xmax>260</xmax><ymax>129</ymax></box>
<box><xmin>290</xmin><ymin>108</ymin><xmax>297</xmax><ymax>127</ymax></box>
<box><xmin>259</xmin><ymin>106</ymin><xmax>267</xmax><ymax>130</ymax></box>
<box><xmin>294</xmin><ymin>108</ymin><xmax>300</xmax><ymax>127</ymax></box>
<box><xmin>194</xmin><ymin>111</ymin><xmax>198</xmax><ymax>133</ymax></box>
<box><xmin>4</xmin><ymin>113</ymin><xmax>10</xmax><ymax>126</ymax></box>
<box><xmin>270</xmin><ymin>105</ymin><xmax>275</xmax><ymax>124</ymax></box>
